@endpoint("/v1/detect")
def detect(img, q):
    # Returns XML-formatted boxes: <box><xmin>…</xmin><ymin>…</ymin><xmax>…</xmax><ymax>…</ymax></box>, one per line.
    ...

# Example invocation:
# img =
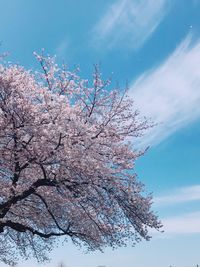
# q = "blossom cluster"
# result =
<box><xmin>0</xmin><ymin>54</ymin><xmax>161</xmax><ymax>265</ymax></box>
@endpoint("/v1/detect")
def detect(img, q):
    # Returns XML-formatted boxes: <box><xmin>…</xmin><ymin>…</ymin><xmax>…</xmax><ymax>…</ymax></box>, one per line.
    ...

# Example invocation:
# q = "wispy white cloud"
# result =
<box><xmin>92</xmin><ymin>0</ymin><xmax>169</xmax><ymax>50</ymax></box>
<box><xmin>162</xmin><ymin>211</ymin><xmax>200</xmax><ymax>235</ymax></box>
<box><xmin>150</xmin><ymin>211</ymin><xmax>200</xmax><ymax>238</ymax></box>
<box><xmin>154</xmin><ymin>185</ymin><xmax>200</xmax><ymax>207</ymax></box>
<box><xmin>55</xmin><ymin>39</ymin><xmax>69</xmax><ymax>59</ymax></box>
<box><xmin>150</xmin><ymin>185</ymin><xmax>200</xmax><ymax>237</ymax></box>
<box><xmin>129</xmin><ymin>35</ymin><xmax>200</xmax><ymax>146</ymax></box>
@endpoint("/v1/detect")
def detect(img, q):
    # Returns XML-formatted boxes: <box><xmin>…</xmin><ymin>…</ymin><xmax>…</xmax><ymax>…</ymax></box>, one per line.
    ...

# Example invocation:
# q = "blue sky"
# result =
<box><xmin>1</xmin><ymin>0</ymin><xmax>200</xmax><ymax>267</ymax></box>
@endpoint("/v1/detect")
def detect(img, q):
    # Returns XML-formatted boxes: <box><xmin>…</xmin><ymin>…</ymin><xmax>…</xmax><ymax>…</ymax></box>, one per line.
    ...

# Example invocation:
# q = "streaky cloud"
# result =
<box><xmin>154</xmin><ymin>184</ymin><xmax>200</xmax><ymax>207</ymax></box>
<box><xmin>55</xmin><ymin>39</ymin><xmax>69</xmax><ymax>59</ymax></box>
<box><xmin>150</xmin><ymin>211</ymin><xmax>200</xmax><ymax>237</ymax></box>
<box><xmin>163</xmin><ymin>211</ymin><xmax>200</xmax><ymax>235</ymax></box>
<box><xmin>129</xmin><ymin>34</ymin><xmax>200</xmax><ymax>146</ymax></box>
<box><xmin>92</xmin><ymin>0</ymin><xmax>169</xmax><ymax>50</ymax></box>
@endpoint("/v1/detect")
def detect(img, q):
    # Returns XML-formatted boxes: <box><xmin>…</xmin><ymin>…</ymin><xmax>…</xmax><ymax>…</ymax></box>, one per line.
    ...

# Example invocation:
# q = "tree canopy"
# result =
<box><xmin>0</xmin><ymin>53</ymin><xmax>161</xmax><ymax>265</ymax></box>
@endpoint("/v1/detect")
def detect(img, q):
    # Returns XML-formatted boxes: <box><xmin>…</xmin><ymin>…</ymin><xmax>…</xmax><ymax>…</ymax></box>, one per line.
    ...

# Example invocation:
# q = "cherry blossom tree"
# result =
<box><xmin>0</xmin><ymin>53</ymin><xmax>161</xmax><ymax>265</ymax></box>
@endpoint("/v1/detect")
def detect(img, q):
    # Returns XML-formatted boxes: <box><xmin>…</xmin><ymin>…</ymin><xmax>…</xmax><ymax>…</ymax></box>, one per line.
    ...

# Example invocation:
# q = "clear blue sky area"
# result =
<box><xmin>1</xmin><ymin>1</ymin><xmax>200</xmax><ymax>267</ymax></box>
